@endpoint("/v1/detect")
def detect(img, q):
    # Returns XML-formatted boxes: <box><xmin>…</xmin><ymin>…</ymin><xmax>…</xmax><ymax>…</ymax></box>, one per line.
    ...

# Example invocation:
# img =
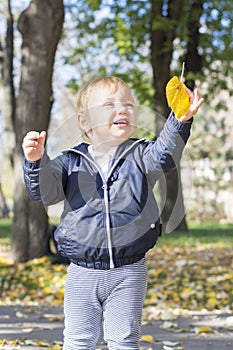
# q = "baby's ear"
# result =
<box><xmin>77</xmin><ymin>113</ymin><xmax>90</xmax><ymax>132</ymax></box>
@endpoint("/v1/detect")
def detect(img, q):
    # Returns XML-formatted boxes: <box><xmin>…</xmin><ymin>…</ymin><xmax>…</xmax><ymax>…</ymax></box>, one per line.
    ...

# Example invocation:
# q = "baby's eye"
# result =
<box><xmin>103</xmin><ymin>102</ymin><xmax>114</xmax><ymax>108</ymax></box>
<box><xmin>126</xmin><ymin>102</ymin><xmax>134</xmax><ymax>108</ymax></box>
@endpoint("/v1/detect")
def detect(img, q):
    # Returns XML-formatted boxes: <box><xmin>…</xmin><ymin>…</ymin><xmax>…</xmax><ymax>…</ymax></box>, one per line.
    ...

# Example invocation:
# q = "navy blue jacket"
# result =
<box><xmin>23</xmin><ymin>113</ymin><xmax>193</xmax><ymax>269</ymax></box>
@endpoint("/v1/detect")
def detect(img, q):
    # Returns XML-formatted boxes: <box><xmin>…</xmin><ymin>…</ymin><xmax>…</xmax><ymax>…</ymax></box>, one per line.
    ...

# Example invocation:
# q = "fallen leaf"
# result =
<box><xmin>163</xmin><ymin>340</ymin><xmax>181</xmax><ymax>346</ymax></box>
<box><xmin>16</xmin><ymin>311</ymin><xmax>28</xmax><ymax>318</ymax></box>
<box><xmin>224</xmin><ymin>316</ymin><xmax>233</xmax><ymax>330</ymax></box>
<box><xmin>47</xmin><ymin>344</ymin><xmax>62</xmax><ymax>350</ymax></box>
<box><xmin>160</xmin><ymin>321</ymin><xmax>178</xmax><ymax>329</ymax></box>
<box><xmin>22</xmin><ymin>328</ymin><xmax>34</xmax><ymax>333</ymax></box>
<box><xmin>24</xmin><ymin>339</ymin><xmax>39</xmax><ymax>346</ymax></box>
<box><xmin>195</xmin><ymin>326</ymin><xmax>214</xmax><ymax>334</ymax></box>
<box><xmin>140</xmin><ymin>335</ymin><xmax>154</xmax><ymax>343</ymax></box>
<box><xmin>172</xmin><ymin>328</ymin><xmax>189</xmax><ymax>333</ymax></box>
<box><xmin>48</xmin><ymin>316</ymin><xmax>64</xmax><ymax>322</ymax></box>
<box><xmin>35</xmin><ymin>340</ymin><xmax>51</xmax><ymax>346</ymax></box>
<box><xmin>160</xmin><ymin>310</ymin><xmax>177</xmax><ymax>321</ymax></box>
<box><xmin>0</xmin><ymin>340</ymin><xmax>7</xmax><ymax>345</ymax></box>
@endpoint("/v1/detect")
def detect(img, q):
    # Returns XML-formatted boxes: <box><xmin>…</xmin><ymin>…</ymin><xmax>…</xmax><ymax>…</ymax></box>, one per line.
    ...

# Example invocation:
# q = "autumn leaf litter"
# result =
<box><xmin>0</xmin><ymin>243</ymin><xmax>233</xmax><ymax>349</ymax></box>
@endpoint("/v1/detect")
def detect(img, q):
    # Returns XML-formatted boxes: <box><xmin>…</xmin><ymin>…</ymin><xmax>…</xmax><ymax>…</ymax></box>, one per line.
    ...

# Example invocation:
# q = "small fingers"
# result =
<box><xmin>23</xmin><ymin>131</ymin><xmax>46</xmax><ymax>146</ymax></box>
<box><xmin>25</xmin><ymin>131</ymin><xmax>40</xmax><ymax>140</ymax></box>
<box><xmin>195</xmin><ymin>89</ymin><xmax>204</xmax><ymax>107</ymax></box>
<box><xmin>22</xmin><ymin>130</ymin><xmax>46</xmax><ymax>161</ymax></box>
<box><xmin>185</xmin><ymin>88</ymin><xmax>194</xmax><ymax>102</ymax></box>
<box><xmin>37</xmin><ymin>131</ymin><xmax>47</xmax><ymax>145</ymax></box>
<box><xmin>180</xmin><ymin>88</ymin><xmax>204</xmax><ymax>122</ymax></box>
<box><xmin>193</xmin><ymin>88</ymin><xmax>204</xmax><ymax>101</ymax></box>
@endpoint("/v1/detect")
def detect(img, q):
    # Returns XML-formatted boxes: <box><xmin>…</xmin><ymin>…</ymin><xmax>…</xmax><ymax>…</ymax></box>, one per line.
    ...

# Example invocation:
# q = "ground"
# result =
<box><xmin>1</xmin><ymin>222</ymin><xmax>233</xmax><ymax>349</ymax></box>
<box><xmin>0</xmin><ymin>305</ymin><xmax>233</xmax><ymax>350</ymax></box>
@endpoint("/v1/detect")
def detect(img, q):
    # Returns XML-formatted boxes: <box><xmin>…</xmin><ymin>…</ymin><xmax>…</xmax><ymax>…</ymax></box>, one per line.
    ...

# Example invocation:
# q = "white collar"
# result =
<box><xmin>88</xmin><ymin>145</ymin><xmax>117</xmax><ymax>159</ymax></box>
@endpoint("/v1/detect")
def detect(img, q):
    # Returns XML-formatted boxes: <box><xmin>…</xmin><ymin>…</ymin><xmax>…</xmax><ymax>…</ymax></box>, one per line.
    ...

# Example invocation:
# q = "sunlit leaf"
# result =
<box><xmin>160</xmin><ymin>321</ymin><xmax>178</xmax><ymax>329</ymax></box>
<box><xmin>166</xmin><ymin>76</ymin><xmax>191</xmax><ymax>120</ymax></box>
<box><xmin>195</xmin><ymin>326</ymin><xmax>214</xmax><ymax>334</ymax></box>
<box><xmin>163</xmin><ymin>340</ymin><xmax>181</xmax><ymax>346</ymax></box>
<box><xmin>48</xmin><ymin>316</ymin><xmax>64</xmax><ymax>322</ymax></box>
<box><xmin>16</xmin><ymin>311</ymin><xmax>27</xmax><ymax>318</ymax></box>
<box><xmin>0</xmin><ymin>340</ymin><xmax>7</xmax><ymax>345</ymax></box>
<box><xmin>47</xmin><ymin>345</ymin><xmax>62</xmax><ymax>350</ymax></box>
<box><xmin>140</xmin><ymin>335</ymin><xmax>154</xmax><ymax>343</ymax></box>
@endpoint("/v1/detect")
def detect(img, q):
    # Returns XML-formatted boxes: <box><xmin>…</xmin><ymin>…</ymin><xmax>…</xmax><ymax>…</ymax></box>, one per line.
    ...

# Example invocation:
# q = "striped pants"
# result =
<box><xmin>63</xmin><ymin>258</ymin><xmax>147</xmax><ymax>350</ymax></box>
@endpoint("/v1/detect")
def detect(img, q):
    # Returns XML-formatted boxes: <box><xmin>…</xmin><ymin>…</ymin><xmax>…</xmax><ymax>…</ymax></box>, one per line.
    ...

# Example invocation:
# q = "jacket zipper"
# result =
<box><xmin>63</xmin><ymin>138</ymin><xmax>145</xmax><ymax>269</ymax></box>
<box><xmin>102</xmin><ymin>182</ymin><xmax>114</xmax><ymax>268</ymax></box>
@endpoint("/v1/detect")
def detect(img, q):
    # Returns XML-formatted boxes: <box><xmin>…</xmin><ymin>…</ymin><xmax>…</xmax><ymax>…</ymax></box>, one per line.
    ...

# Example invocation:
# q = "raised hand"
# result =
<box><xmin>180</xmin><ymin>88</ymin><xmax>204</xmax><ymax>122</ymax></box>
<box><xmin>22</xmin><ymin>131</ymin><xmax>46</xmax><ymax>161</ymax></box>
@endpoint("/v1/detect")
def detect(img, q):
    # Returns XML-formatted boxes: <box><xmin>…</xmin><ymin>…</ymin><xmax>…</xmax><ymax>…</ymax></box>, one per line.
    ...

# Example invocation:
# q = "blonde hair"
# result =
<box><xmin>75</xmin><ymin>76</ymin><xmax>133</xmax><ymax>142</ymax></box>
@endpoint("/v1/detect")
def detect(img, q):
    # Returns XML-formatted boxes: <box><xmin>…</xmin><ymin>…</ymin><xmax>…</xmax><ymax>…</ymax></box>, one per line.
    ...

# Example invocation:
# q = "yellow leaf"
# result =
<box><xmin>140</xmin><ymin>334</ymin><xmax>154</xmax><ymax>343</ymax></box>
<box><xmin>43</xmin><ymin>287</ymin><xmax>52</xmax><ymax>295</ymax></box>
<box><xmin>207</xmin><ymin>291</ymin><xmax>216</xmax><ymax>298</ymax></box>
<box><xmin>36</xmin><ymin>340</ymin><xmax>51</xmax><ymax>346</ymax></box>
<box><xmin>48</xmin><ymin>316</ymin><xmax>64</xmax><ymax>322</ymax></box>
<box><xmin>166</xmin><ymin>76</ymin><xmax>191</xmax><ymax>120</ymax></box>
<box><xmin>47</xmin><ymin>344</ymin><xmax>62</xmax><ymax>350</ymax></box>
<box><xmin>149</xmin><ymin>292</ymin><xmax>158</xmax><ymax>300</ymax></box>
<box><xmin>196</xmin><ymin>326</ymin><xmax>213</xmax><ymax>334</ymax></box>
<box><xmin>207</xmin><ymin>297</ymin><xmax>218</xmax><ymax>308</ymax></box>
<box><xmin>173</xmin><ymin>327</ymin><xmax>189</xmax><ymax>333</ymax></box>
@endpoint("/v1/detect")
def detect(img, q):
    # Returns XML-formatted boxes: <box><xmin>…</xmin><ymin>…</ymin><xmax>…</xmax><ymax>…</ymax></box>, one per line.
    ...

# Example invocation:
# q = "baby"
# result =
<box><xmin>22</xmin><ymin>76</ymin><xmax>204</xmax><ymax>350</ymax></box>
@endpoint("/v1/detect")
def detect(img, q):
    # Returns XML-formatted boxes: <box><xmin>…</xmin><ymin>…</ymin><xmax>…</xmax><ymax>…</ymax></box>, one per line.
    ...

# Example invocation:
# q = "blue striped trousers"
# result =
<box><xmin>63</xmin><ymin>258</ymin><xmax>147</xmax><ymax>350</ymax></box>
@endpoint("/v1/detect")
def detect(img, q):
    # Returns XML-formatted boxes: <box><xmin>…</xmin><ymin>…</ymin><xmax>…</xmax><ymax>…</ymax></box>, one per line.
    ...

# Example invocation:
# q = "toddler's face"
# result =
<box><xmin>81</xmin><ymin>84</ymin><xmax>137</xmax><ymax>151</ymax></box>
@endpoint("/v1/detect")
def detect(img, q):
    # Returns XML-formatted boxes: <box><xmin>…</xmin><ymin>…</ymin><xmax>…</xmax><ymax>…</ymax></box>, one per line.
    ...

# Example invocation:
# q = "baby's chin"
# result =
<box><xmin>112</xmin><ymin>125</ymin><xmax>137</xmax><ymax>138</ymax></box>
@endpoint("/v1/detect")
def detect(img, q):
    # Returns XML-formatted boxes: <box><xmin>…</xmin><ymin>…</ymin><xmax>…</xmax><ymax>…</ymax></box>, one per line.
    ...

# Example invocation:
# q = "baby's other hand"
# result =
<box><xmin>180</xmin><ymin>88</ymin><xmax>204</xmax><ymax>122</ymax></box>
<box><xmin>22</xmin><ymin>131</ymin><xmax>46</xmax><ymax>161</ymax></box>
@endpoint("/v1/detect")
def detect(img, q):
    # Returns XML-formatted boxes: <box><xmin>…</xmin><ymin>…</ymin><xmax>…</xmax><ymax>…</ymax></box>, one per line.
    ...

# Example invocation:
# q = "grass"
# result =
<box><xmin>0</xmin><ymin>218</ymin><xmax>233</xmax><ymax>249</ymax></box>
<box><xmin>158</xmin><ymin>221</ymin><xmax>233</xmax><ymax>248</ymax></box>
<box><xmin>0</xmin><ymin>219</ymin><xmax>11</xmax><ymax>246</ymax></box>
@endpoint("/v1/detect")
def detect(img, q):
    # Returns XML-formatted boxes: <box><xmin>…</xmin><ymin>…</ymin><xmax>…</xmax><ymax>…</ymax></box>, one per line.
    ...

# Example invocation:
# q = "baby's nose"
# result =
<box><xmin>116</xmin><ymin>102</ymin><xmax>127</xmax><ymax>114</ymax></box>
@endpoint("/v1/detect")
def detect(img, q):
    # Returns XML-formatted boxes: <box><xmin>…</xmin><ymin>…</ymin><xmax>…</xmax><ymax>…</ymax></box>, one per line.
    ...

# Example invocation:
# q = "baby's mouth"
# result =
<box><xmin>113</xmin><ymin>118</ymin><xmax>129</xmax><ymax>125</ymax></box>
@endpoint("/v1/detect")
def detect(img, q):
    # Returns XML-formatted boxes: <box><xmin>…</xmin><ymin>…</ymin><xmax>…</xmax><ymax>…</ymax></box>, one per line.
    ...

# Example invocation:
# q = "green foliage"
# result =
<box><xmin>62</xmin><ymin>0</ymin><xmax>232</xmax><ymax>111</ymax></box>
<box><xmin>85</xmin><ymin>0</ymin><xmax>102</xmax><ymax>11</ymax></box>
<box><xmin>63</xmin><ymin>0</ymin><xmax>153</xmax><ymax>105</ymax></box>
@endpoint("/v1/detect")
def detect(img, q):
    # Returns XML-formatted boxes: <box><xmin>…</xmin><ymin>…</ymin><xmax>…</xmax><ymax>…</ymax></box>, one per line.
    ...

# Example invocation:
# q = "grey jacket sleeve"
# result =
<box><xmin>143</xmin><ymin>112</ymin><xmax>193</xmax><ymax>179</ymax></box>
<box><xmin>23</xmin><ymin>152</ymin><xmax>67</xmax><ymax>206</ymax></box>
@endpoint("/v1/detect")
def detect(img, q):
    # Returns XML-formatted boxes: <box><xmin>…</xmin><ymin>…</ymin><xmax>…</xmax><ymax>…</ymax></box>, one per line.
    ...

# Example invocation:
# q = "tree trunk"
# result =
<box><xmin>11</xmin><ymin>0</ymin><xmax>64</xmax><ymax>262</ymax></box>
<box><xmin>0</xmin><ymin>0</ymin><xmax>15</xmax><ymax>165</ymax></box>
<box><xmin>149</xmin><ymin>0</ymin><xmax>188</xmax><ymax>232</ymax></box>
<box><xmin>185</xmin><ymin>0</ymin><xmax>204</xmax><ymax>90</ymax></box>
<box><xmin>0</xmin><ymin>183</ymin><xmax>9</xmax><ymax>218</ymax></box>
